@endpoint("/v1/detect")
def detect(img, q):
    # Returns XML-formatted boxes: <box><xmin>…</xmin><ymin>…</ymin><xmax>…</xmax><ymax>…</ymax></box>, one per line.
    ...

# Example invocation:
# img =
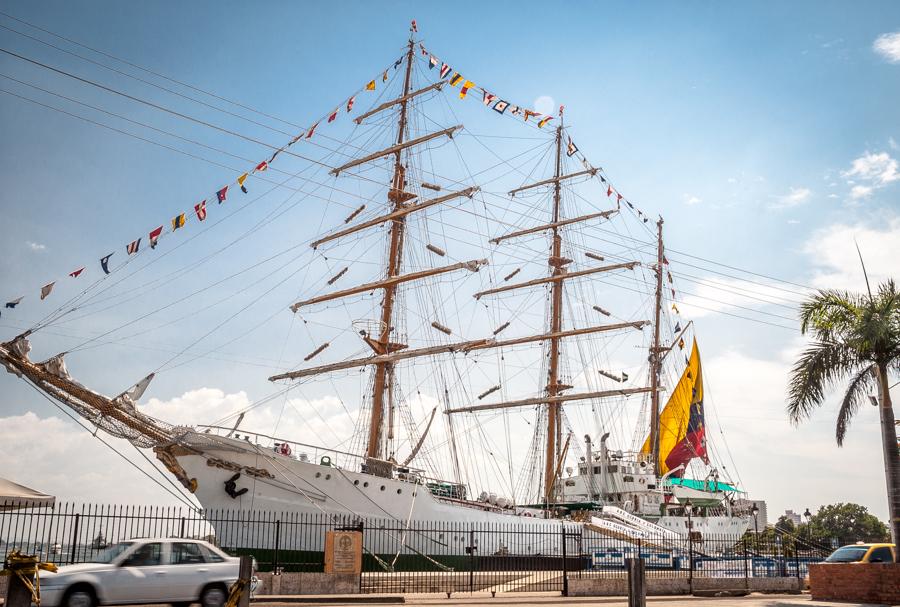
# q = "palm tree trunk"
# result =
<box><xmin>876</xmin><ymin>363</ymin><xmax>900</xmax><ymax>561</ymax></box>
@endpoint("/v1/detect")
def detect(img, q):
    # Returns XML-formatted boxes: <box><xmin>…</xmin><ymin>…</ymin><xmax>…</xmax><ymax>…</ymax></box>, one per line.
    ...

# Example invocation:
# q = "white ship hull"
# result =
<box><xmin>174</xmin><ymin>434</ymin><xmax>749</xmax><ymax>557</ymax></box>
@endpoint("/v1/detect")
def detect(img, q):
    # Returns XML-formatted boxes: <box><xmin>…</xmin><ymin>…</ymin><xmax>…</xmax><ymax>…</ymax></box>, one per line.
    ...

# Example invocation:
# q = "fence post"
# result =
<box><xmin>69</xmin><ymin>513</ymin><xmax>81</xmax><ymax>565</ymax></box>
<box><xmin>687</xmin><ymin>532</ymin><xmax>693</xmax><ymax>592</ymax></box>
<box><xmin>561</xmin><ymin>526</ymin><xmax>568</xmax><ymax>597</ymax></box>
<box><xmin>743</xmin><ymin>536</ymin><xmax>749</xmax><ymax>587</ymax></box>
<box><xmin>467</xmin><ymin>528</ymin><xmax>476</xmax><ymax>594</ymax></box>
<box><xmin>273</xmin><ymin>520</ymin><xmax>281</xmax><ymax>573</ymax></box>
<box><xmin>794</xmin><ymin>543</ymin><xmax>800</xmax><ymax>580</ymax></box>
<box><xmin>626</xmin><ymin>557</ymin><xmax>646</xmax><ymax>607</ymax></box>
<box><xmin>179</xmin><ymin>516</ymin><xmax>186</xmax><ymax>538</ymax></box>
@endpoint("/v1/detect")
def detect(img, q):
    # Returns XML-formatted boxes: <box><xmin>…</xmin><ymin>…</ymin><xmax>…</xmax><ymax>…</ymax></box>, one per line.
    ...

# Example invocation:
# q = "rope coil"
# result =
<box><xmin>1</xmin><ymin>550</ymin><xmax>58</xmax><ymax>606</ymax></box>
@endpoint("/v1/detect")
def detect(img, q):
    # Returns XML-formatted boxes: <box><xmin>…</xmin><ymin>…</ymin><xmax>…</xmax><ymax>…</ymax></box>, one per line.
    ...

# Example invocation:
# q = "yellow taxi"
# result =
<box><xmin>825</xmin><ymin>542</ymin><xmax>896</xmax><ymax>563</ymax></box>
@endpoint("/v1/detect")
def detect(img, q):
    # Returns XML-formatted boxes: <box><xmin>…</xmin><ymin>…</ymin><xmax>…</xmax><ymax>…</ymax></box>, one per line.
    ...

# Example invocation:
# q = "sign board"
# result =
<box><xmin>324</xmin><ymin>530</ymin><xmax>362</xmax><ymax>574</ymax></box>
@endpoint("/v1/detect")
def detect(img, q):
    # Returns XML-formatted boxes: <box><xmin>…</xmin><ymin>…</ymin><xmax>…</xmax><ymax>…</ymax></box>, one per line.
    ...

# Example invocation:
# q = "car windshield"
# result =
<box><xmin>89</xmin><ymin>541</ymin><xmax>134</xmax><ymax>563</ymax></box>
<box><xmin>826</xmin><ymin>547</ymin><xmax>869</xmax><ymax>563</ymax></box>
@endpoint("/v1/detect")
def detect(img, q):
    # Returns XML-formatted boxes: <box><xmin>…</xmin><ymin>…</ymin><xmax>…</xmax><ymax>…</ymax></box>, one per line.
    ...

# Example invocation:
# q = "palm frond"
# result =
<box><xmin>799</xmin><ymin>290</ymin><xmax>862</xmax><ymax>340</ymax></box>
<box><xmin>836</xmin><ymin>363</ymin><xmax>875</xmax><ymax>446</ymax></box>
<box><xmin>787</xmin><ymin>340</ymin><xmax>860</xmax><ymax>423</ymax></box>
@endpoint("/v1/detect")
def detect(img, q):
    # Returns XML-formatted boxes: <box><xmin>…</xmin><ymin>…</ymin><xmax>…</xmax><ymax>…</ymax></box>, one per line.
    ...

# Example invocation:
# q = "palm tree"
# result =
<box><xmin>787</xmin><ymin>279</ymin><xmax>900</xmax><ymax>560</ymax></box>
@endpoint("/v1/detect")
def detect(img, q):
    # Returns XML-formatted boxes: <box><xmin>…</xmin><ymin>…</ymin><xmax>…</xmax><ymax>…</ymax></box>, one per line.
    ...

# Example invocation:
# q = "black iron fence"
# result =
<box><xmin>1</xmin><ymin>502</ymin><xmax>830</xmax><ymax>594</ymax></box>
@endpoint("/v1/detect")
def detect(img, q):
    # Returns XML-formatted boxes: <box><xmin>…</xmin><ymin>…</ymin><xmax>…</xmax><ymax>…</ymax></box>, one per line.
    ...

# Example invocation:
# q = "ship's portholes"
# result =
<box><xmin>380</xmin><ymin>485</ymin><xmax>386</xmax><ymax>491</ymax></box>
<box><xmin>396</xmin><ymin>489</ymin><xmax>401</xmax><ymax>494</ymax></box>
<box><xmin>325</xmin><ymin>474</ymin><xmax>331</xmax><ymax>480</ymax></box>
<box><xmin>363</xmin><ymin>482</ymin><xmax>369</xmax><ymax>487</ymax></box>
<box><xmin>315</xmin><ymin>472</ymin><xmax>321</xmax><ymax>478</ymax></box>
<box><xmin>354</xmin><ymin>480</ymin><xmax>359</xmax><ymax>485</ymax></box>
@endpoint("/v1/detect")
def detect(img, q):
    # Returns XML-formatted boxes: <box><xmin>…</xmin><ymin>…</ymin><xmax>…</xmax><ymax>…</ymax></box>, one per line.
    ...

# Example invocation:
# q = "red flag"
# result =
<box><xmin>306</xmin><ymin>122</ymin><xmax>319</xmax><ymax>139</ymax></box>
<box><xmin>411</xmin><ymin>19</ymin><xmax>418</xmax><ymax>32</ymax></box>
<box><xmin>347</xmin><ymin>96</ymin><xmax>355</xmax><ymax>112</ymax></box>
<box><xmin>255</xmin><ymin>161</ymin><xmax>268</xmax><ymax>172</ymax></box>
<box><xmin>616</xmin><ymin>193</ymin><xmax>623</xmax><ymax>203</ymax></box>
<box><xmin>607</xmin><ymin>186</ymin><xmax>613</xmax><ymax>197</ymax></box>
<box><xmin>216</xmin><ymin>186</ymin><xmax>228</xmax><ymax>203</ymax></box>
<box><xmin>328</xmin><ymin>109</ymin><xmax>338</xmax><ymax>123</ymax></box>
<box><xmin>149</xmin><ymin>226</ymin><xmax>163</xmax><ymax>248</ymax></box>
<box><xmin>559</xmin><ymin>105</ymin><xmax>565</xmax><ymax>116</ymax></box>
<box><xmin>69</xmin><ymin>267</ymin><xmax>85</xmax><ymax>278</ymax></box>
<box><xmin>195</xmin><ymin>200</ymin><xmax>207</xmax><ymax>221</ymax></box>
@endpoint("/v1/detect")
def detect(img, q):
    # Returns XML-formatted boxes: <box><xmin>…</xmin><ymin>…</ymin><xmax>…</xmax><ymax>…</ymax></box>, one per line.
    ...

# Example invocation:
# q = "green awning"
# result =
<box><xmin>665</xmin><ymin>477</ymin><xmax>740</xmax><ymax>492</ymax></box>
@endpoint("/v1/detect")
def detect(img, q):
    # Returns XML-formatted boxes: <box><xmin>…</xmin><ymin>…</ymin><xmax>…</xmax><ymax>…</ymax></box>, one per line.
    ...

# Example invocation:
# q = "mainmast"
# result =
<box><xmin>367</xmin><ymin>37</ymin><xmax>416</xmax><ymax>460</ymax></box>
<box><xmin>648</xmin><ymin>218</ymin><xmax>665</xmax><ymax>475</ymax></box>
<box><xmin>544</xmin><ymin>124</ymin><xmax>565</xmax><ymax>503</ymax></box>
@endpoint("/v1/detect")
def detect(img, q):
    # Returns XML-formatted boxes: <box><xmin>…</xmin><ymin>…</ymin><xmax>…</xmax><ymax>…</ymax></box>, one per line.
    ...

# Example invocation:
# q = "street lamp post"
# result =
<box><xmin>751</xmin><ymin>503</ymin><xmax>760</xmax><ymax>553</ymax></box>
<box><xmin>802</xmin><ymin>508</ymin><xmax>812</xmax><ymax>552</ymax></box>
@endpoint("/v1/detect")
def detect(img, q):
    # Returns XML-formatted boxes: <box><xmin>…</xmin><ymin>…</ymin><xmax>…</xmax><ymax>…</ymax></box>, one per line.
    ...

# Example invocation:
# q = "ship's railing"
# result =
<box><xmin>194</xmin><ymin>425</ymin><xmax>364</xmax><ymax>468</ymax></box>
<box><xmin>1</xmin><ymin>500</ymin><xmax>837</xmax><ymax>593</ymax></box>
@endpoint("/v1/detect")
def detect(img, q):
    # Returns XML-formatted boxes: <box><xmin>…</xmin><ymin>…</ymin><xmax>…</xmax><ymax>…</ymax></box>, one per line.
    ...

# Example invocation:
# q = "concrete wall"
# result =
<box><xmin>809</xmin><ymin>563</ymin><xmax>900</xmax><ymax>604</ymax></box>
<box><xmin>254</xmin><ymin>572</ymin><xmax>360</xmax><ymax>595</ymax></box>
<box><xmin>568</xmin><ymin>575</ymin><xmax>801</xmax><ymax>597</ymax></box>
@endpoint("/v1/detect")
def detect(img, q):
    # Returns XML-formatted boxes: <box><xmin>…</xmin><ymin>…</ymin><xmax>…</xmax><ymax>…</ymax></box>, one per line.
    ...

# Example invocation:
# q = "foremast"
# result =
<box><xmin>367</xmin><ymin>36</ymin><xmax>416</xmax><ymax>461</ymax></box>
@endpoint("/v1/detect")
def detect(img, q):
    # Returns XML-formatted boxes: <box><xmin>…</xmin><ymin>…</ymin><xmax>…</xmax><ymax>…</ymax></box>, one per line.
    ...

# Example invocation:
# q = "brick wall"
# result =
<box><xmin>808</xmin><ymin>563</ymin><xmax>900</xmax><ymax>604</ymax></box>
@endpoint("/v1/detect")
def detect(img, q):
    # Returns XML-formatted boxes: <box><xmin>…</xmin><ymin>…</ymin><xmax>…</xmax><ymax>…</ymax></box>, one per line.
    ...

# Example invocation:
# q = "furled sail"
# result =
<box><xmin>641</xmin><ymin>339</ymin><xmax>708</xmax><ymax>475</ymax></box>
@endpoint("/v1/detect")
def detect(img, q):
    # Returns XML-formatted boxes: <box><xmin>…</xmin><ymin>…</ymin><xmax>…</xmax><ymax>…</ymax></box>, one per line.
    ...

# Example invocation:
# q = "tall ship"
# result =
<box><xmin>1</xmin><ymin>24</ymin><xmax>751</xmax><ymax>553</ymax></box>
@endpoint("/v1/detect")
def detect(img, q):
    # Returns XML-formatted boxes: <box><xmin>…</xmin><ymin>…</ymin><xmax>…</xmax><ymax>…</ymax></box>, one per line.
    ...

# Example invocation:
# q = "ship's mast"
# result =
<box><xmin>275</xmin><ymin>66</ymin><xmax>655</xmax><ymax>493</ymax></box>
<box><xmin>648</xmin><ymin>218</ymin><xmax>665</xmax><ymax>475</ymax></box>
<box><xmin>544</xmin><ymin>123</ymin><xmax>565</xmax><ymax>503</ymax></box>
<box><xmin>367</xmin><ymin>37</ymin><xmax>416</xmax><ymax>460</ymax></box>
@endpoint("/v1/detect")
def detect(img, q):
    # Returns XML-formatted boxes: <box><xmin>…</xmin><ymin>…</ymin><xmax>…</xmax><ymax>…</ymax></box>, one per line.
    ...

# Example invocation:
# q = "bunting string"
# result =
<box><xmin>416</xmin><ymin>40</ymin><xmax>657</xmax><ymax>227</ymax></box>
<box><xmin>2</xmin><ymin>50</ymin><xmax>407</xmax><ymax>319</ymax></box>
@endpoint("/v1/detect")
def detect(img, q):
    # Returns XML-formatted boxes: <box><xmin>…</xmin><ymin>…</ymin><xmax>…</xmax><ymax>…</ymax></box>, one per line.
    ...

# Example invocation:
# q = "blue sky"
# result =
<box><xmin>1</xmin><ymin>1</ymin><xmax>899</xmax><ymax>523</ymax></box>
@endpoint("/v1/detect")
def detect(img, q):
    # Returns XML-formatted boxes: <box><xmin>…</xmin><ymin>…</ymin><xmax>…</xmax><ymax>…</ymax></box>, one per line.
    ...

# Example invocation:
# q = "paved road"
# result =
<box><xmin>250</xmin><ymin>593</ymin><xmax>885</xmax><ymax>607</ymax></box>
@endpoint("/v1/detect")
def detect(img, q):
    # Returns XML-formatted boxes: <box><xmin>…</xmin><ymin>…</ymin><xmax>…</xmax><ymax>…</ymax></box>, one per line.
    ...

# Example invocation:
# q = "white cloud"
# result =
<box><xmin>786</xmin><ymin>219</ymin><xmax>801</xmax><ymax>225</ymax></box>
<box><xmin>0</xmin><ymin>412</ymin><xmax>179</xmax><ymax>505</ymax></box>
<box><xmin>682</xmin><ymin>193</ymin><xmax>702</xmax><ymax>206</ymax></box>
<box><xmin>873</xmin><ymin>31</ymin><xmax>900</xmax><ymax>63</ymax></box>
<box><xmin>726</xmin><ymin>177</ymin><xmax>738</xmax><ymax>184</ymax></box>
<box><xmin>771</xmin><ymin>186</ymin><xmax>812</xmax><ymax>209</ymax></box>
<box><xmin>703</xmin><ymin>345</ymin><xmax>886</xmax><ymax>519</ymax></box>
<box><xmin>803</xmin><ymin>216</ymin><xmax>900</xmax><ymax>290</ymax></box>
<box><xmin>849</xmin><ymin>185</ymin><xmax>873</xmax><ymax>200</ymax></box>
<box><xmin>842</xmin><ymin>151</ymin><xmax>899</xmax><ymax>186</ymax></box>
<box><xmin>27</xmin><ymin>241</ymin><xmax>46</xmax><ymax>251</ymax></box>
<box><xmin>890</xmin><ymin>136</ymin><xmax>898</xmax><ymax>151</ymax></box>
<box><xmin>533</xmin><ymin>95</ymin><xmax>555</xmax><ymax>116</ymax></box>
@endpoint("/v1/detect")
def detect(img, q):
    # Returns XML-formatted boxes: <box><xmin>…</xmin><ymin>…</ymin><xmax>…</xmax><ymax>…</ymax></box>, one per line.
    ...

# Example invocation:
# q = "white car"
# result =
<box><xmin>40</xmin><ymin>538</ymin><xmax>241</xmax><ymax>607</ymax></box>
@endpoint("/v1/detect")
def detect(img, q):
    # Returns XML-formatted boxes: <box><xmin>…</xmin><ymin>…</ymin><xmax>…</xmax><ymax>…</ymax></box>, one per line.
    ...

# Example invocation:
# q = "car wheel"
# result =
<box><xmin>63</xmin><ymin>587</ymin><xmax>96</xmax><ymax>607</ymax></box>
<box><xmin>200</xmin><ymin>585</ymin><xmax>228</xmax><ymax>607</ymax></box>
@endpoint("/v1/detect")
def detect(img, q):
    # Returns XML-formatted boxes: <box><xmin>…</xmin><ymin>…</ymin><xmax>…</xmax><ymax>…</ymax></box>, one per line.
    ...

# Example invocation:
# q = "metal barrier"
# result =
<box><xmin>1</xmin><ymin>501</ymin><xmax>830</xmax><ymax>594</ymax></box>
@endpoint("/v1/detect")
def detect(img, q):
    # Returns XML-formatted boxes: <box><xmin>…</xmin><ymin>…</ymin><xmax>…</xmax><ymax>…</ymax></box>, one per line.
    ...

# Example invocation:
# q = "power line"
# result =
<box><xmin>0</xmin><ymin>9</ymin><xmax>304</xmax><ymax>129</ymax></box>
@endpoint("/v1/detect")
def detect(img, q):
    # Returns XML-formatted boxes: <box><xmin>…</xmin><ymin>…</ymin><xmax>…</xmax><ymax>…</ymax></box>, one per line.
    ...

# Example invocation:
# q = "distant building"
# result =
<box><xmin>736</xmin><ymin>499</ymin><xmax>768</xmax><ymax>529</ymax></box>
<box><xmin>783</xmin><ymin>509</ymin><xmax>803</xmax><ymax>526</ymax></box>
